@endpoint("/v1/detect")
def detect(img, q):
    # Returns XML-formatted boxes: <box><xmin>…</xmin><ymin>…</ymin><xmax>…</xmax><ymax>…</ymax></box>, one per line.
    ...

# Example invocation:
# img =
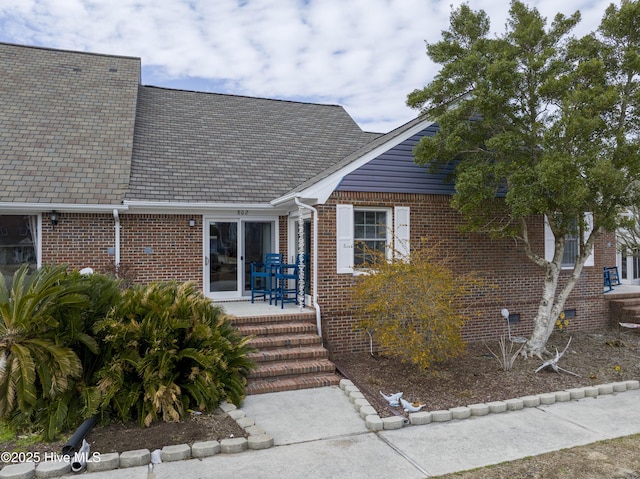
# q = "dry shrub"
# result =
<box><xmin>353</xmin><ymin>240</ymin><xmax>482</xmax><ymax>369</ymax></box>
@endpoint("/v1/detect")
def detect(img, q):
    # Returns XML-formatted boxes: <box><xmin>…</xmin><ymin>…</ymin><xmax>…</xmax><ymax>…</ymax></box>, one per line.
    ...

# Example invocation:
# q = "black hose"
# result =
<box><xmin>62</xmin><ymin>417</ymin><xmax>97</xmax><ymax>456</ymax></box>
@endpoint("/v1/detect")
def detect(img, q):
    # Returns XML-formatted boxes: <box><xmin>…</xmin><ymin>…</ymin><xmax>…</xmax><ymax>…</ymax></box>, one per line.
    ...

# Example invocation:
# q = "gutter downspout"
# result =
<box><xmin>294</xmin><ymin>196</ymin><xmax>322</xmax><ymax>338</ymax></box>
<box><xmin>113</xmin><ymin>209</ymin><xmax>120</xmax><ymax>267</ymax></box>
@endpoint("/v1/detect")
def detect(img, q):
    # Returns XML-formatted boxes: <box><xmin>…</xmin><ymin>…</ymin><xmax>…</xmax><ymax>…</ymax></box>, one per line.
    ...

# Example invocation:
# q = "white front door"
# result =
<box><xmin>618</xmin><ymin>249</ymin><xmax>640</xmax><ymax>285</ymax></box>
<box><xmin>204</xmin><ymin>218</ymin><xmax>275</xmax><ymax>299</ymax></box>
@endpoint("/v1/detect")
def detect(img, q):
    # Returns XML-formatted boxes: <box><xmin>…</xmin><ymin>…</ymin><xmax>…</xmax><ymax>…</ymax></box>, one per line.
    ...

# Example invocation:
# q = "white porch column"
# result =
<box><xmin>297</xmin><ymin>209</ymin><xmax>305</xmax><ymax>310</ymax></box>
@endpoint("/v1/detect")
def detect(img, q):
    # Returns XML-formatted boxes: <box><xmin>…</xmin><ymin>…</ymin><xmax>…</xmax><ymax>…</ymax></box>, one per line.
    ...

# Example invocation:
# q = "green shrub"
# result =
<box><xmin>0</xmin><ymin>264</ymin><xmax>119</xmax><ymax>440</ymax></box>
<box><xmin>94</xmin><ymin>281</ymin><xmax>254</xmax><ymax>427</ymax></box>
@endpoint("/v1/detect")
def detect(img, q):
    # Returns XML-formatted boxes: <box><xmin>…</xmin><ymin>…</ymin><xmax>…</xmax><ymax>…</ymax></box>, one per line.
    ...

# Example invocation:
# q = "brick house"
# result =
<box><xmin>0</xmin><ymin>42</ymin><xmax>616</xmax><ymax>357</ymax></box>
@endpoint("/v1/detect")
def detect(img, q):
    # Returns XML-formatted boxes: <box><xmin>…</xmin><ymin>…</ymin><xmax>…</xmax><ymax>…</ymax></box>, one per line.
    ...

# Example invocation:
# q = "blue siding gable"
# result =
<box><xmin>335</xmin><ymin>123</ymin><xmax>455</xmax><ymax>195</ymax></box>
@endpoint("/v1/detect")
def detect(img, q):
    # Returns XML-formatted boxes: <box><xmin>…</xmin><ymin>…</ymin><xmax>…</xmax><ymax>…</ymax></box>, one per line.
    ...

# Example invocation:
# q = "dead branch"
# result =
<box><xmin>535</xmin><ymin>336</ymin><xmax>580</xmax><ymax>377</ymax></box>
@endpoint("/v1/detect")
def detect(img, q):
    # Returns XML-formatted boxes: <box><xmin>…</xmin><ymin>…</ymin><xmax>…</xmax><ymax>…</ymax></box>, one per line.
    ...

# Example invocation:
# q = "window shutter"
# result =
<box><xmin>336</xmin><ymin>204</ymin><xmax>354</xmax><ymax>274</ymax></box>
<box><xmin>394</xmin><ymin>206</ymin><xmax>410</xmax><ymax>261</ymax></box>
<box><xmin>545</xmin><ymin>213</ymin><xmax>595</xmax><ymax>267</ymax></box>
<box><xmin>544</xmin><ymin>216</ymin><xmax>555</xmax><ymax>262</ymax></box>
<box><xmin>584</xmin><ymin>212</ymin><xmax>594</xmax><ymax>267</ymax></box>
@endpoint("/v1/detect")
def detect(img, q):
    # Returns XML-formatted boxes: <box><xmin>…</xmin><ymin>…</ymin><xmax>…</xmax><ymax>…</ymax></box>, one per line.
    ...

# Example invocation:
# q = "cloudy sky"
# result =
<box><xmin>0</xmin><ymin>0</ymin><xmax>618</xmax><ymax>132</ymax></box>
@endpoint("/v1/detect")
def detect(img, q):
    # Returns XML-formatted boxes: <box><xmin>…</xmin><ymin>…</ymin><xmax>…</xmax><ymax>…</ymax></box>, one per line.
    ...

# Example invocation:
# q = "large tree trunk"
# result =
<box><xmin>520</xmin><ymin>219</ymin><xmax>598</xmax><ymax>359</ymax></box>
<box><xmin>524</xmin><ymin>263</ymin><xmax>562</xmax><ymax>358</ymax></box>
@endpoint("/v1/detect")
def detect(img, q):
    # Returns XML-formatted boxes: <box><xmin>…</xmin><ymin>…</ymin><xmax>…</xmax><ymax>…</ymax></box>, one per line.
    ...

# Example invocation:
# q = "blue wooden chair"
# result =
<box><xmin>251</xmin><ymin>253</ymin><xmax>282</xmax><ymax>303</ymax></box>
<box><xmin>274</xmin><ymin>254</ymin><xmax>306</xmax><ymax>309</ymax></box>
<box><xmin>604</xmin><ymin>266</ymin><xmax>621</xmax><ymax>292</ymax></box>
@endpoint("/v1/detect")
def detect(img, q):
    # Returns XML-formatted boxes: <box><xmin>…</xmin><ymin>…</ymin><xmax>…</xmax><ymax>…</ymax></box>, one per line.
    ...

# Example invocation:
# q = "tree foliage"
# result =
<box><xmin>407</xmin><ymin>1</ymin><xmax>640</xmax><ymax>357</ymax></box>
<box><xmin>353</xmin><ymin>242</ymin><xmax>482</xmax><ymax>369</ymax></box>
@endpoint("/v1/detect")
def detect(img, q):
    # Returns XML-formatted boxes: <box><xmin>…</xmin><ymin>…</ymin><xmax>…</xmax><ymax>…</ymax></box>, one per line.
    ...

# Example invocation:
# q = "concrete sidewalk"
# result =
<box><xmin>60</xmin><ymin>385</ymin><xmax>640</xmax><ymax>479</ymax></box>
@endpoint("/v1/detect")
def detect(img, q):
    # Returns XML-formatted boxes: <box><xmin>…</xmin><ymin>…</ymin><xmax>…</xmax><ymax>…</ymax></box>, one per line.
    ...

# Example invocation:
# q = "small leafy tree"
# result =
<box><xmin>94</xmin><ymin>281</ymin><xmax>254</xmax><ymax>427</ymax></box>
<box><xmin>407</xmin><ymin>1</ymin><xmax>640</xmax><ymax>358</ymax></box>
<box><xmin>353</xmin><ymin>241</ymin><xmax>482</xmax><ymax>369</ymax></box>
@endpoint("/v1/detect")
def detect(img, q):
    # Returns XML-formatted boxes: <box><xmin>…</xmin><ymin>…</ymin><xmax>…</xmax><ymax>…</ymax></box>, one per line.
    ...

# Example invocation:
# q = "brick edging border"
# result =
<box><xmin>0</xmin><ymin>403</ymin><xmax>274</xmax><ymax>478</ymax></box>
<box><xmin>338</xmin><ymin>378</ymin><xmax>640</xmax><ymax>430</ymax></box>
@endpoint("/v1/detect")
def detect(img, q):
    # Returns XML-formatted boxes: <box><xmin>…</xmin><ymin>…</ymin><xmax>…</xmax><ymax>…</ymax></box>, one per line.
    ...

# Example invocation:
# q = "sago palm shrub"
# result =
<box><xmin>35</xmin><ymin>270</ymin><xmax>122</xmax><ymax>438</ymax></box>
<box><xmin>94</xmin><ymin>281</ymin><xmax>254</xmax><ymax>427</ymax></box>
<box><xmin>0</xmin><ymin>264</ymin><xmax>92</xmax><ymax>439</ymax></box>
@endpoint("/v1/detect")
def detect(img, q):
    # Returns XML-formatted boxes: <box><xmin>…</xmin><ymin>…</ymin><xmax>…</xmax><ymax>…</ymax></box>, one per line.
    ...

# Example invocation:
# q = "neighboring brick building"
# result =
<box><xmin>0</xmin><ymin>42</ymin><xmax>615</xmax><ymax>355</ymax></box>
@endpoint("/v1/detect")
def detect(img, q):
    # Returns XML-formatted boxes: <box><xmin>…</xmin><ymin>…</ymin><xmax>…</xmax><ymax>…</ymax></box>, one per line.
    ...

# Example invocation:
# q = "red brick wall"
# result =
<box><xmin>40</xmin><ymin>204</ymin><xmax>615</xmax><ymax>356</ymax></box>
<box><xmin>317</xmin><ymin>191</ymin><xmax>616</xmax><ymax>354</ymax></box>
<box><xmin>119</xmin><ymin>214</ymin><xmax>202</xmax><ymax>286</ymax></box>
<box><xmin>41</xmin><ymin>213</ymin><xmax>203</xmax><ymax>287</ymax></box>
<box><xmin>41</xmin><ymin>213</ymin><xmax>117</xmax><ymax>272</ymax></box>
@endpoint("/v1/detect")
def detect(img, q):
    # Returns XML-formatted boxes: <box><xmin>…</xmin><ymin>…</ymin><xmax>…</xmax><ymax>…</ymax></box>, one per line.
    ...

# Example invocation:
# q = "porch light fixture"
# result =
<box><xmin>189</xmin><ymin>218</ymin><xmax>195</xmax><ymax>227</ymax></box>
<box><xmin>49</xmin><ymin>211</ymin><xmax>59</xmax><ymax>228</ymax></box>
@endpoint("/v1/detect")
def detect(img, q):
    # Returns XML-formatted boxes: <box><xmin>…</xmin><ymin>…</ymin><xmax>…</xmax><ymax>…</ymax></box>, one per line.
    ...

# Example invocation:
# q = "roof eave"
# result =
<box><xmin>273</xmin><ymin>118</ymin><xmax>436</xmax><ymax>206</ymax></box>
<box><xmin>0</xmin><ymin>203</ymin><xmax>128</xmax><ymax>214</ymax></box>
<box><xmin>123</xmin><ymin>200</ymin><xmax>285</xmax><ymax>214</ymax></box>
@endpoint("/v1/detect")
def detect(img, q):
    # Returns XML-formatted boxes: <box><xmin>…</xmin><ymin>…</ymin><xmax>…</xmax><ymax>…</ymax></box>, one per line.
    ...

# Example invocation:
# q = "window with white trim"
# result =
<box><xmin>544</xmin><ymin>213</ymin><xmax>594</xmax><ymax>268</ymax></box>
<box><xmin>354</xmin><ymin>210</ymin><xmax>389</xmax><ymax>266</ymax></box>
<box><xmin>336</xmin><ymin>204</ymin><xmax>410</xmax><ymax>274</ymax></box>
<box><xmin>561</xmin><ymin>221</ymin><xmax>580</xmax><ymax>268</ymax></box>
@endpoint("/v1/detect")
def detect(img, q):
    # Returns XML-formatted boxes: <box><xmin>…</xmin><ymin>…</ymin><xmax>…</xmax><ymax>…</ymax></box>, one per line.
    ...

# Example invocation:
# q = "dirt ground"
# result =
<box><xmin>332</xmin><ymin>327</ymin><xmax>640</xmax><ymax>478</ymax></box>
<box><xmin>2</xmin><ymin>327</ymin><xmax>640</xmax><ymax>478</ymax></box>
<box><xmin>0</xmin><ymin>408</ymin><xmax>247</xmax><ymax>460</ymax></box>
<box><xmin>331</xmin><ymin>328</ymin><xmax>640</xmax><ymax>418</ymax></box>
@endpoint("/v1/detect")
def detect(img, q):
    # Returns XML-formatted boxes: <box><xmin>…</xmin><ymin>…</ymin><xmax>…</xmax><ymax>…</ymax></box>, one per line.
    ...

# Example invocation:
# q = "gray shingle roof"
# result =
<box><xmin>127</xmin><ymin>86</ymin><xmax>375</xmax><ymax>203</ymax></box>
<box><xmin>284</xmin><ymin>116</ymin><xmax>426</xmax><ymax>196</ymax></box>
<box><xmin>0</xmin><ymin>43</ymin><xmax>140</xmax><ymax>204</ymax></box>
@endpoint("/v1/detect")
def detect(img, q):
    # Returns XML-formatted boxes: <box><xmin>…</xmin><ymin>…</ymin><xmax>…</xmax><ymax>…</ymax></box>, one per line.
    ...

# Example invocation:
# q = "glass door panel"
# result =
<box><xmin>243</xmin><ymin>222</ymin><xmax>273</xmax><ymax>294</ymax></box>
<box><xmin>209</xmin><ymin>222</ymin><xmax>238</xmax><ymax>294</ymax></box>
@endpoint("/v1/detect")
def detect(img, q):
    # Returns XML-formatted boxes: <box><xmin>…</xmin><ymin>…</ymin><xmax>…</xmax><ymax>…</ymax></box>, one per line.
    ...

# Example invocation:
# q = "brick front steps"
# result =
<box><xmin>609</xmin><ymin>295</ymin><xmax>640</xmax><ymax>325</ymax></box>
<box><xmin>230</xmin><ymin>311</ymin><xmax>341</xmax><ymax>395</ymax></box>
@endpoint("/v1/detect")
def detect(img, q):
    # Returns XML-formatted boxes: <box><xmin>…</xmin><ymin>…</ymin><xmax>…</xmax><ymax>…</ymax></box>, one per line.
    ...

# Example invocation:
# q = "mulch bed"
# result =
<box><xmin>332</xmin><ymin>328</ymin><xmax>640</xmax><ymax>418</ymax></box>
<box><xmin>3</xmin><ymin>327</ymin><xmax>639</xmax><ymax>460</ymax></box>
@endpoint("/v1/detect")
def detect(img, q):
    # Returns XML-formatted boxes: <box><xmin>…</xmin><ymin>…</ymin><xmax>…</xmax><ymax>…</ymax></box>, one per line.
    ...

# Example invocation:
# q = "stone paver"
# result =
<box><xmin>248</xmin><ymin>434</ymin><xmax>274</xmax><ymax>450</ymax></box>
<box><xmin>382</xmin><ymin>416</ymin><xmax>405</xmax><ymax>430</ymax></box>
<box><xmin>220</xmin><ymin>438</ymin><xmax>248</xmax><ymax>454</ymax></box>
<box><xmin>431</xmin><ymin>410</ymin><xmax>452</xmax><ymax>422</ymax></box>
<box><xmin>409</xmin><ymin>412</ymin><xmax>431</xmax><ymax>425</ymax></box>
<box><xmin>87</xmin><ymin>453</ymin><xmax>120</xmax><ymax>472</ymax></box>
<box><xmin>35</xmin><ymin>459</ymin><xmax>70</xmax><ymax>478</ymax></box>
<box><xmin>366</xmin><ymin>415</ymin><xmax>384</xmax><ymax>431</ymax></box>
<box><xmin>119</xmin><ymin>449</ymin><xmax>150</xmax><ymax>468</ymax></box>
<box><xmin>161</xmin><ymin>444</ymin><xmax>190</xmax><ymax>462</ymax></box>
<box><xmin>468</xmin><ymin>403</ymin><xmax>490</xmax><ymax>416</ymax></box>
<box><xmin>0</xmin><ymin>462</ymin><xmax>36</xmax><ymax>479</ymax></box>
<box><xmin>450</xmin><ymin>406</ymin><xmax>471</xmax><ymax>420</ymax></box>
<box><xmin>191</xmin><ymin>441</ymin><xmax>221</xmax><ymax>458</ymax></box>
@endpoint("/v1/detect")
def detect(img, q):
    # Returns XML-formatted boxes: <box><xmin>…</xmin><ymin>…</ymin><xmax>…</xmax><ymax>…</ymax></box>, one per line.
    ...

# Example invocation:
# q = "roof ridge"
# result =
<box><xmin>140</xmin><ymin>84</ymin><xmax>345</xmax><ymax>109</ymax></box>
<box><xmin>0</xmin><ymin>41</ymin><xmax>140</xmax><ymax>61</ymax></box>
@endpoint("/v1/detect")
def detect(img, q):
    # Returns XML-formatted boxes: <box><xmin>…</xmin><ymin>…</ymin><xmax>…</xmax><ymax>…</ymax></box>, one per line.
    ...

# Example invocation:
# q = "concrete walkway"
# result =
<box><xmin>52</xmin><ymin>385</ymin><xmax>640</xmax><ymax>479</ymax></box>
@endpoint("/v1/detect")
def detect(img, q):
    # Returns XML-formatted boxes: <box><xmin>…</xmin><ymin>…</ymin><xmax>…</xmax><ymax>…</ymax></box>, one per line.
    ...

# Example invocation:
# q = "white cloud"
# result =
<box><xmin>0</xmin><ymin>0</ymin><xmax>621</xmax><ymax>132</ymax></box>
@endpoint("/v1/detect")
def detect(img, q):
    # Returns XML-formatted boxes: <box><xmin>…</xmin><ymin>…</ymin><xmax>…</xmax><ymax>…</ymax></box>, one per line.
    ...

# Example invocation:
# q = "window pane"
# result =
<box><xmin>353</xmin><ymin>210</ymin><xmax>387</xmax><ymax>267</ymax></box>
<box><xmin>0</xmin><ymin>215</ymin><xmax>36</xmax><ymax>287</ymax></box>
<box><xmin>562</xmin><ymin>236</ymin><xmax>578</xmax><ymax>267</ymax></box>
